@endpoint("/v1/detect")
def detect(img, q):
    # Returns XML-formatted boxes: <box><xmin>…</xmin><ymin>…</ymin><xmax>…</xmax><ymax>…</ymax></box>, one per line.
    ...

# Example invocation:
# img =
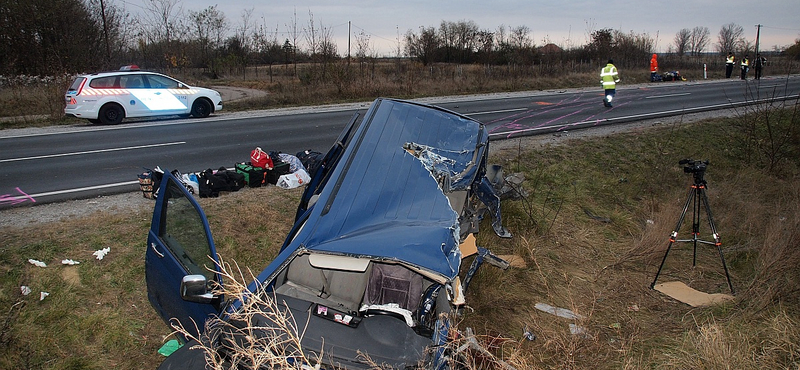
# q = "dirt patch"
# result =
<box><xmin>210</xmin><ymin>85</ymin><xmax>268</xmax><ymax>102</ymax></box>
<box><xmin>61</xmin><ymin>266</ymin><xmax>82</xmax><ymax>286</ymax></box>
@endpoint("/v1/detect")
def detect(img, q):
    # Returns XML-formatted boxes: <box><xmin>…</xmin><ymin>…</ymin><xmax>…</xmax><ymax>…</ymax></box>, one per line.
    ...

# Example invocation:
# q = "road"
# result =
<box><xmin>1</xmin><ymin>76</ymin><xmax>798</xmax><ymax>207</ymax></box>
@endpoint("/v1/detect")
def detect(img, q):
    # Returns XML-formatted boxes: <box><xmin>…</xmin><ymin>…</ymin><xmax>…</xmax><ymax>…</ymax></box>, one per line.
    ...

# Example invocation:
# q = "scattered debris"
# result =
<box><xmin>27</xmin><ymin>259</ymin><xmax>46</xmax><ymax>268</ymax></box>
<box><xmin>39</xmin><ymin>292</ymin><xmax>49</xmax><ymax>301</ymax></box>
<box><xmin>93</xmin><ymin>247</ymin><xmax>111</xmax><ymax>260</ymax></box>
<box><xmin>157</xmin><ymin>339</ymin><xmax>183</xmax><ymax>357</ymax></box>
<box><xmin>523</xmin><ymin>326</ymin><xmax>536</xmax><ymax>341</ymax></box>
<box><xmin>627</xmin><ymin>304</ymin><xmax>640</xmax><ymax>312</ymax></box>
<box><xmin>61</xmin><ymin>259</ymin><xmax>80</xmax><ymax>265</ymax></box>
<box><xmin>653</xmin><ymin>281</ymin><xmax>734</xmax><ymax>307</ymax></box>
<box><xmin>20</xmin><ymin>286</ymin><xmax>31</xmax><ymax>296</ymax></box>
<box><xmin>534</xmin><ymin>302</ymin><xmax>584</xmax><ymax>320</ymax></box>
<box><xmin>569</xmin><ymin>323</ymin><xmax>591</xmax><ymax>338</ymax></box>
<box><xmin>609</xmin><ymin>322</ymin><xmax>621</xmax><ymax>329</ymax></box>
<box><xmin>583</xmin><ymin>207</ymin><xmax>611</xmax><ymax>223</ymax></box>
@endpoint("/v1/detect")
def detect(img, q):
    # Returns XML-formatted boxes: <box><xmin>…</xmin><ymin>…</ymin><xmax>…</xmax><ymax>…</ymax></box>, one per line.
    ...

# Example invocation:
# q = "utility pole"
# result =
<box><xmin>348</xmin><ymin>21</ymin><xmax>351</xmax><ymax>61</ymax></box>
<box><xmin>755</xmin><ymin>24</ymin><xmax>762</xmax><ymax>55</ymax></box>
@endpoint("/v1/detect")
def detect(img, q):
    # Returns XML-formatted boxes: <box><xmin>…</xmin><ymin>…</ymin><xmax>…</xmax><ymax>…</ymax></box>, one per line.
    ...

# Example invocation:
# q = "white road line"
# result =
<box><xmin>465</xmin><ymin>108</ymin><xmax>528</xmax><ymax>116</ymax></box>
<box><xmin>0</xmin><ymin>141</ymin><xmax>186</xmax><ymax>163</ymax></box>
<box><xmin>645</xmin><ymin>93</ymin><xmax>691</xmax><ymax>99</ymax></box>
<box><xmin>19</xmin><ymin>181</ymin><xmax>140</xmax><ymax>200</ymax></box>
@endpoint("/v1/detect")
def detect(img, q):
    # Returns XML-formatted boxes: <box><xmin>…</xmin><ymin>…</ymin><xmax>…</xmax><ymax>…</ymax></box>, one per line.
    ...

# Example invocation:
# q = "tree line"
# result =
<box><xmin>1</xmin><ymin>0</ymin><xmax>798</xmax><ymax>78</ymax></box>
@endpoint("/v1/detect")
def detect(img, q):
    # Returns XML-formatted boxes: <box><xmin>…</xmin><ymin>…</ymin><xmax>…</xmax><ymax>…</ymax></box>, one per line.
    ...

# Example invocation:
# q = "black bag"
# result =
<box><xmin>265</xmin><ymin>162</ymin><xmax>290</xmax><ymax>185</ymax></box>
<box><xmin>198</xmin><ymin>168</ymin><xmax>227</xmax><ymax>198</ymax></box>
<box><xmin>296</xmin><ymin>150</ymin><xmax>324</xmax><ymax>177</ymax></box>
<box><xmin>235</xmin><ymin>162</ymin><xmax>266</xmax><ymax>187</ymax></box>
<box><xmin>215</xmin><ymin>167</ymin><xmax>246</xmax><ymax>191</ymax></box>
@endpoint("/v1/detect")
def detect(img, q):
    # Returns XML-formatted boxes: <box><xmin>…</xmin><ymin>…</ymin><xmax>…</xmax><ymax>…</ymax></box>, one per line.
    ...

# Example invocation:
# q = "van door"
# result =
<box><xmin>145</xmin><ymin>171</ymin><xmax>222</xmax><ymax>338</ymax></box>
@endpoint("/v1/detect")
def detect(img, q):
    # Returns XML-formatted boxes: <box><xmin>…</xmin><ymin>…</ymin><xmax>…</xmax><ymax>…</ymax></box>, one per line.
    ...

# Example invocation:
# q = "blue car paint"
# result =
<box><xmin>147</xmin><ymin>98</ymin><xmax>502</xmax><ymax>368</ymax></box>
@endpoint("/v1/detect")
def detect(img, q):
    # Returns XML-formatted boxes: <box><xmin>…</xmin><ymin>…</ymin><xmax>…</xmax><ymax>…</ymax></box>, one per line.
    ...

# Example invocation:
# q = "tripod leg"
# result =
<box><xmin>699</xmin><ymin>188</ymin><xmax>735</xmax><ymax>294</ymax></box>
<box><xmin>651</xmin><ymin>188</ymin><xmax>694</xmax><ymax>289</ymax></box>
<box><xmin>692</xmin><ymin>186</ymin><xmax>701</xmax><ymax>266</ymax></box>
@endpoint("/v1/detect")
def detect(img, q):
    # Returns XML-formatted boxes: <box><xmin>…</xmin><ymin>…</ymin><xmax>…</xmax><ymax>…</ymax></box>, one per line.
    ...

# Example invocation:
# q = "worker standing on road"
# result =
<box><xmin>740</xmin><ymin>54</ymin><xmax>750</xmax><ymax>80</ymax></box>
<box><xmin>650</xmin><ymin>54</ymin><xmax>659</xmax><ymax>82</ymax></box>
<box><xmin>754</xmin><ymin>53</ymin><xmax>766</xmax><ymax>80</ymax></box>
<box><xmin>600</xmin><ymin>59</ymin><xmax>620</xmax><ymax>107</ymax></box>
<box><xmin>725</xmin><ymin>52</ymin><xmax>735</xmax><ymax>78</ymax></box>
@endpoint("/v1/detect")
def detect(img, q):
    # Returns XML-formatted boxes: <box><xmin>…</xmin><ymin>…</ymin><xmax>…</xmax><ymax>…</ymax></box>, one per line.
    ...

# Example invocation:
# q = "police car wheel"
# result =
<box><xmin>98</xmin><ymin>104</ymin><xmax>124</xmax><ymax>125</ymax></box>
<box><xmin>191</xmin><ymin>99</ymin><xmax>212</xmax><ymax>118</ymax></box>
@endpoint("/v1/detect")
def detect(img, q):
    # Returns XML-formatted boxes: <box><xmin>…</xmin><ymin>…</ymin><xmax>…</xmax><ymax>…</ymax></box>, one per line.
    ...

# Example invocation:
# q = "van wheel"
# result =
<box><xmin>98</xmin><ymin>104</ymin><xmax>124</xmax><ymax>125</ymax></box>
<box><xmin>191</xmin><ymin>99</ymin><xmax>212</xmax><ymax>118</ymax></box>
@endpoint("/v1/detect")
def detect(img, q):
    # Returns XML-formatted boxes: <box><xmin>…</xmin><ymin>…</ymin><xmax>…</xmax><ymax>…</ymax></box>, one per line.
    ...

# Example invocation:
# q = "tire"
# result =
<box><xmin>98</xmin><ymin>104</ymin><xmax>124</xmax><ymax>125</ymax></box>
<box><xmin>190</xmin><ymin>99</ymin><xmax>212</xmax><ymax>118</ymax></box>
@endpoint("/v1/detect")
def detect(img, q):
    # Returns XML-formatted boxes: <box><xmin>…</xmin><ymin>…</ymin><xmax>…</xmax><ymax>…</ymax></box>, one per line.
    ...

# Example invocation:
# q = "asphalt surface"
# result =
<box><xmin>1</xmin><ymin>76</ymin><xmax>798</xmax><ymax>208</ymax></box>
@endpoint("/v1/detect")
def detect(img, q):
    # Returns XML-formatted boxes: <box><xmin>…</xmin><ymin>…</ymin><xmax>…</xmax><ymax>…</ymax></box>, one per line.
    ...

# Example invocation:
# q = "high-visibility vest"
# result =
<box><xmin>726</xmin><ymin>55</ymin><xmax>735</xmax><ymax>65</ymax></box>
<box><xmin>741</xmin><ymin>58</ymin><xmax>749</xmax><ymax>67</ymax></box>
<box><xmin>601</xmin><ymin>64</ymin><xmax>619</xmax><ymax>89</ymax></box>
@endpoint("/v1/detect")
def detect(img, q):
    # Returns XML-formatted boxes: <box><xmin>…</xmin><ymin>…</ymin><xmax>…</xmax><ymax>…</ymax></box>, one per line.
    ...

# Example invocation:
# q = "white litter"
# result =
<box><xmin>27</xmin><ymin>259</ymin><xmax>47</xmax><ymax>268</ymax></box>
<box><xmin>534</xmin><ymin>302</ymin><xmax>584</xmax><ymax>320</ymax></box>
<box><xmin>20</xmin><ymin>286</ymin><xmax>31</xmax><ymax>296</ymax></box>
<box><xmin>61</xmin><ymin>259</ymin><xmax>80</xmax><ymax>265</ymax></box>
<box><xmin>93</xmin><ymin>247</ymin><xmax>111</xmax><ymax>260</ymax></box>
<box><xmin>40</xmin><ymin>292</ymin><xmax>50</xmax><ymax>301</ymax></box>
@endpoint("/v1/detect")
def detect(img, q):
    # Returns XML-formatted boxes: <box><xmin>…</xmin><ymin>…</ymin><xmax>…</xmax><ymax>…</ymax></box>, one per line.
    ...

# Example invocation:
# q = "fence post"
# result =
<box><xmin>703</xmin><ymin>64</ymin><xmax>707</xmax><ymax>79</ymax></box>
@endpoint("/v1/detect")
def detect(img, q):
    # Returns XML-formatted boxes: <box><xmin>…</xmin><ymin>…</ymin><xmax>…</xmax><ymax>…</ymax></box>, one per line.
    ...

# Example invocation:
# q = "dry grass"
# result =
<box><xmin>1</xmin><ymin>111</ymin><xmax>799</xmax><ymax>369</ymax></box>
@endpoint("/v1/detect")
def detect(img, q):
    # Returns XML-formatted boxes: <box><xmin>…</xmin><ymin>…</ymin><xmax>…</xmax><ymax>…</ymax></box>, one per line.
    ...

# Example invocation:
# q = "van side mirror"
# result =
<box><xmin>181</xmin><ymin>275</ymin><xmax>215</xmax><ymax>303</ymax></box>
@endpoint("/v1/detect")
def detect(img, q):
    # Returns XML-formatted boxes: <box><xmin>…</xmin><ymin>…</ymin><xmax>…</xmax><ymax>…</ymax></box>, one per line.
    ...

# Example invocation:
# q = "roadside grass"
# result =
<box><xmin>1</xmin><ymin>109</ymin><xmax>799</xmax><ymax>369</ymax></box>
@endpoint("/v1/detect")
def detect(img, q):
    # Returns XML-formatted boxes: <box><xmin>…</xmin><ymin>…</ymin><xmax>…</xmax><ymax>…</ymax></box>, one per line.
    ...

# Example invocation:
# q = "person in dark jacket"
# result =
<box><xmin>754</xmin><ymin>54</ymin><xmax>766</xmax><ymax>80</ymax></box>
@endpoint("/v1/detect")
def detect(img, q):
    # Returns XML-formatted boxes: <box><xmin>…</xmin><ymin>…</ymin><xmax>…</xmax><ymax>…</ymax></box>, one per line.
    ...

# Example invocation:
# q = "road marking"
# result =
<box><xmin>645</xmin><ymin>93</ymin><xmax>691</xmax><ymax>99</ymax></box>
<box><xmin>24</xmin><ymin>181</ymin><xmax>140</xmax><ymax>199</ymax></box>
<box><xmin>0</xmin><ymin>142</ymin><xmax>186</xmax><ymax>163</ymax></box>
<box><xmin>465</xmin><ymin>108</ymin><xmax>528</xmax><ymax>116</ymax></box>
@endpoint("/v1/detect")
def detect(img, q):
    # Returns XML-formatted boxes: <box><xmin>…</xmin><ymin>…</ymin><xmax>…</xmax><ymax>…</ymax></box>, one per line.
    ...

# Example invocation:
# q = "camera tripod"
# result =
<box><xmin>650</xmin><ymin>162</ymin><xmax>735</xmax><ymax>294</ymax></box>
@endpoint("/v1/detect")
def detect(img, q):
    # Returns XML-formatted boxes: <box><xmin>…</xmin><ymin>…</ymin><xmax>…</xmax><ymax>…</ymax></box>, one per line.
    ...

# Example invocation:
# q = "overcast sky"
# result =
<box><xmin>121</xmin><ymin>0</ymin><xmax>800</xmax><ymax>56</ymax></box>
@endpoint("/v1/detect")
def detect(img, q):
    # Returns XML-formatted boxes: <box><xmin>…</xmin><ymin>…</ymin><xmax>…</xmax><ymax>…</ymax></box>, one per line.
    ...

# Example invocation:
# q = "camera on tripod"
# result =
<box><xmin>679</xmin><ymin>159</ymin><xmax>708</xmax><ymax>174</ymax></box>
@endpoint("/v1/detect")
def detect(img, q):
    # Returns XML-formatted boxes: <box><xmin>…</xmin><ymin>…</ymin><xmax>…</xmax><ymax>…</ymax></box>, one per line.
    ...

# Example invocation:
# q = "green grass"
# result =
<box><xmin>1</xmin><ymin>107</ymin><xmax>799</xmax><ymax>369</ymax></box>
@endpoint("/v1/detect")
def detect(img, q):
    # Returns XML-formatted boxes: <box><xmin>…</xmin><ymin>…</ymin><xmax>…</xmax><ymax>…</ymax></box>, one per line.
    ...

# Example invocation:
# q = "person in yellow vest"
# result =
<box><xmin>600</xmin><ymin>59</ymin><xmax>620</xmax><ymax>107</ymax></box>
<box><xmin>725</xmin><ymin>52</ymin><xmax>735</xmax><ymax>78</ymax></box>
<box><xmin>740</xmin><ymin>54</ymin><xmax>749</xmax><ymax>80</ymax></box>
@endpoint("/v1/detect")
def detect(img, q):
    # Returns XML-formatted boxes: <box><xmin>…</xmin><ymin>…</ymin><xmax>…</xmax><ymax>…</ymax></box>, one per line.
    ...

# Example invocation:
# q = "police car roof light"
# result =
<box><xmin>120</xmin><ymin>65</ymin><xmax>140</xmax><ymax>71</ymax></box>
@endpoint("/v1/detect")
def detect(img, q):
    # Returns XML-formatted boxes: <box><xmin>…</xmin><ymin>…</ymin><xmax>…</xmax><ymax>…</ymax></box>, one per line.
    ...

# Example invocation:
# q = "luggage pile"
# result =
<box><xmin>137</xmin><ymin>147</ymin><xmax>326</xmax><ymax>199</ymax></box>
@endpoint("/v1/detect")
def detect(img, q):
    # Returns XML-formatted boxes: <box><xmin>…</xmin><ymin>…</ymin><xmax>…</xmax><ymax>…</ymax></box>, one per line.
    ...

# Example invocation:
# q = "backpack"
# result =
<box><xmin>296</xmin><ymin>150</ymin><xmax>324</xmax><ymax>176</ymax></box>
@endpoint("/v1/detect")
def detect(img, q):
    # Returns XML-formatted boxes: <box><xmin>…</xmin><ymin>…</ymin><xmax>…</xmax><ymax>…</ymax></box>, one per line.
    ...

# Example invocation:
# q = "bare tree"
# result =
<box><xmin>188</xmin><ymin>6</ymin><xmax>226</xmax><ymax>76</ymax></box>
<box><xmin>404</xmin><ymin>26</ymin><xmax>439</xmax><ymax>65</ymax></box>
<box><xmin>689</xmin><ymin>26</ymin><xmax>710</xmax><ymax>56</ymax></box>
<box><xmin>139</xmin><ymin>0</ymin><xmax>185</xmax><ymax>45</ymax></box>
<box><xmin>716</xmin><ymin>23</ymin><xmax>745</xmax><ymax>55</ymax></box>
<box><xmin>304</xmin><ymin>10</ymin><xmax>319</xmax><ymax>59</ymax></box>
<box><xmin>674</xmin><ymin>28</ymin><xmax>691</xmax><ymax>56</ymax></box>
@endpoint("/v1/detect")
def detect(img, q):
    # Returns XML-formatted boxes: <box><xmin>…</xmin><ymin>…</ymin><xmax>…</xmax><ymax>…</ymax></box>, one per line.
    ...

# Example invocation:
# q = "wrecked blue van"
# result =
<box><xmin>146</xmin><ymin>98</ymin><xmax>511</xmax><ymax>369</ymax></box>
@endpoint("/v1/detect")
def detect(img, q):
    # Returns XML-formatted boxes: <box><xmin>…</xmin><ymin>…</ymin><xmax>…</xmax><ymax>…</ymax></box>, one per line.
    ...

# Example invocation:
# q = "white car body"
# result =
<box><xmin>64</xmin><ymin>67</ymin><xmax>223</xmax><ymax>124</ymax></box>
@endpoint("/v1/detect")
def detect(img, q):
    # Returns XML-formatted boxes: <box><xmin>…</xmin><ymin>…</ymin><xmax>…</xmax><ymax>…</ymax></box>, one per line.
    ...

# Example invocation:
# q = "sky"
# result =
<box><xmin>119</xmin><ymin>0</ymin><xmax>800</xmax><ymax>57</ymax></box>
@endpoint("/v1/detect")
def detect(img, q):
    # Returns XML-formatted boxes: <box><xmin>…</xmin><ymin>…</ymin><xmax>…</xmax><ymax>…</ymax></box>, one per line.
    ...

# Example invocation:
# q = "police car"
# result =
<box><xmin>64</xmin><ymin>65</ymin><xmax>223</xmax><ymax>124</ymax></box>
